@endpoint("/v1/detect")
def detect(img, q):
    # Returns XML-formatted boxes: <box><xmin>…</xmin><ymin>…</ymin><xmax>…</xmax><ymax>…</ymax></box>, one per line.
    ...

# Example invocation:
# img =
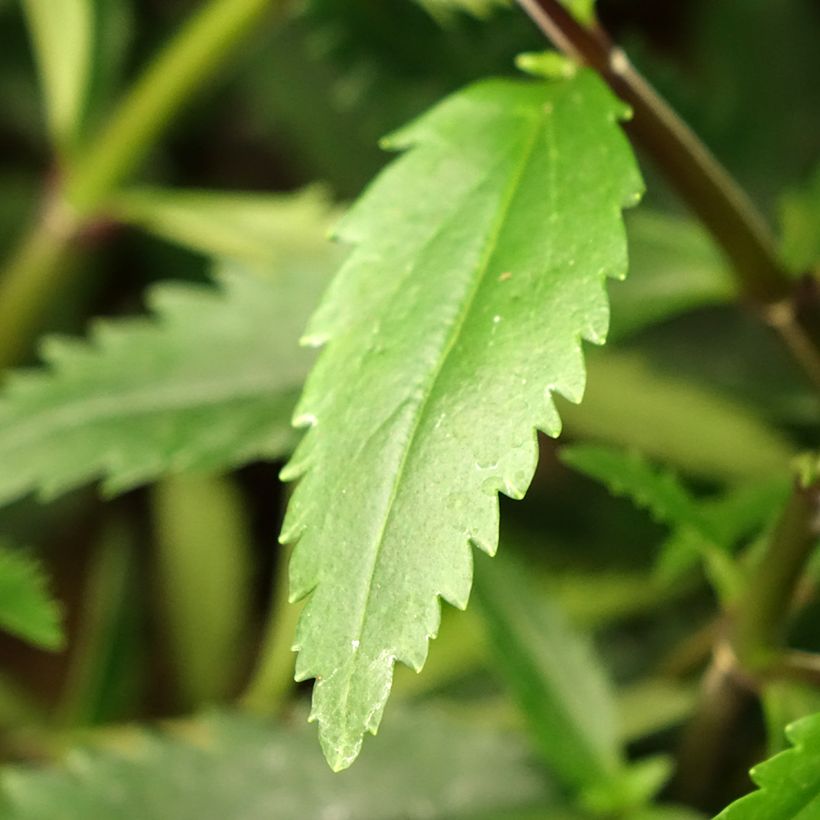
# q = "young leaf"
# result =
<box><xmin>0</xmin><ymin>258</ymin><xmax>326</xmax><ymax>507</ymax></box>
<box><xmin>473</xmin><ymin>551</ymin><xmax>622</xmax><ymax>792</ymax></box>
<box><xmin>0</xmin><ymin>544</ymin><xmax>63</xmax><ymax>650</ymax></box>
<box><xmin>281</xmin><ymin>69</ymin><xmax>643</xmax><ymax>770</ymax></box>
<box><xmin>714</xmin><ymin>712</ymin><xmax>820</xmax><ymax>819</ymax></box>
<box><xmin>21</xmin><ymin>0</ymin><xmax>94</xmax><ymax>152</ymax></box>
<box><xmin>0</xmin><ymin>708</ymin><xmax>555</xmax><ymax>819</ymax></box>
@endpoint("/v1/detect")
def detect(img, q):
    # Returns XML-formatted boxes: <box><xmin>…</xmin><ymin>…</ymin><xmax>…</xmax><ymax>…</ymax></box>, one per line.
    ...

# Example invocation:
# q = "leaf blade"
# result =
<box><xmin>282</xmin><ymin>70</ymin><xmax>643</xmax><ymax>769</ymax></box>
<box><xmin>715</xmin><ymin>712</ymin><xmax>820</xmax><ymax>819</ymax></box>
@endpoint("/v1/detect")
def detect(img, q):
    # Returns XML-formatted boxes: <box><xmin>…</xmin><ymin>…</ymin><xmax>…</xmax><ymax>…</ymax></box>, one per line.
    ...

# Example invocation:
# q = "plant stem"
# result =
<box><xmin>672</xmin><ymin>479</ymin><xmax>820</xmax><ymax>806</ymax></box>
<box><xmin>515</xmin><ymin>0</ymin><xmax>820</xmax><ymax>388</ymax></box>
<box><xmin>0</xmin><ymin>0</ymin><xmax>285</xmax><ymax>368</ymax></box>
<box><xmin>65</xmin><ymin>0</ymin><xmax>282</xmax><ymax>217</ymax></box>
<box><xmin>732</xmin><ymin>479</ymin><xmax>820</xmax><ymax>668</ymax></box>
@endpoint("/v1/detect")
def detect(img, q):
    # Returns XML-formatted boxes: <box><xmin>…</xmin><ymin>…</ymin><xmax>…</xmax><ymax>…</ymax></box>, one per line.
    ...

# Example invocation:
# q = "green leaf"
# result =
<box><xmin>714</xmin><ymin>712</ymin><xmax>820</xmax><ymax>819</ymax></box>
<box><xmin>559</xmin><ymin>443</ymin><xmax>777</xmax><ymax>598</ymax></box>
<box><xmin>22</xmin><ymin>0</ymin><xmax>94</xmax><ymax>151</ymax></box>
<box><xmin>560</xmin><ymin>444</ymin><xmax>705</xmax><ymax>534</ymax></box>
<box><xmin>780</xmin><ymin>163</ymin><xmax>820</xmax><ymax>274</ymax></box>
<box><xmin>280</xmin><ymin>70</ymin><xmax>642</xmax><ymax>770</ymax></box>
<box><xmin>0</xmin><ymin>256</ymin><xmax>327</xmax><ymax>507</ymax></box>
<box><xmin>111</xmin><ymin>186</ymin><xmax>343</xmax><ymax>266</ymax></box>
<box><xmin>0</xmin><ymin>543</ymin><xmax>63</xmax><ymax>650</ymax></box>
<box><xmin>0</xmin><ymin>708</ymin><xmax>555</xmax><ymax>819</ymax></box>
<box><xmin>562</xmin><ymin>352</ymin><xmax>795</xmax><ymax>481</ymax></box>
<box><xmin>473</xmin><ymin>551</ymin><xmax>621</xmax><ymax>793</ymax></box>
<box><xmin>610</xmin><ymin>212</ymin><xmax>735</xmax><ymax>341</ymax></box>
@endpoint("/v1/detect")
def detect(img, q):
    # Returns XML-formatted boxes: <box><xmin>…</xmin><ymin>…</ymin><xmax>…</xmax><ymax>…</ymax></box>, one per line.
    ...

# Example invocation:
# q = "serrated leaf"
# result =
<box><xmin>714</xmin><ymin>712</ymin><xmax>820</xmax><ymax>819</ymax></box>
<box><xmin>0</xmin><ymin>254</ymin><xmax>329</xmax><ymax>506</ymax></box>
<box><xmin>22</xmin><ymin>0</ymin><xmax>93</xmax><ymax>152</ymax></box>
<box><xmin>560</xmin><ymin>444</ymin><xmax>706</xmax><ymax>533</ymax></box>
<box><xmin>0</xmin><ymin>543</ymin><xmax>63</xmax><ymax>650</ymax></box>
<box><xmin>780</xmin><ymin>163</ymin><xmax>820</xmax><ymax>274</ymax></box>
<box><xmin>473</xmin><ymin>551</ymin><xmax>621</xmax><ymax>792</ymax></box>
<box><xmin>0</xmin><ymin>708</ymin><xmax>555</xmax><ymax>819</ymax></box>
<box><xmin>559</xmin><ymin>444</ymin><xmax>759</xmax><ymax>598</ymax></box>
<box><xmin>280</xmin><ymin>70</ymin><xmax>643</xmax><ymax>770</ymax></box>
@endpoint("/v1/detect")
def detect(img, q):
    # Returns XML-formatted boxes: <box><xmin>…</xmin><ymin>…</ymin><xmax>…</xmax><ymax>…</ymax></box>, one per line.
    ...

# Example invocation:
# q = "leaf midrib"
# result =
<box><xmin>340</xmin><ymin>103</ymin><xmax>551</xmax><ymax>694</ymax></box>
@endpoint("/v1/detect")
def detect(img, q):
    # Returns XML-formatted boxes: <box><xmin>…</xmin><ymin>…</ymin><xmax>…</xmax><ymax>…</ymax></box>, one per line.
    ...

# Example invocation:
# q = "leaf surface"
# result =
<box><xmin>0</xmin><ymin>708</ymin><xmax>555</xmax><ymax>819</ymax></box>
<box><xmin>0</xmin><ymin>544</ymin><xmax>63</xmax><ymax>650</ymax></box>
<box><xmin>281</xmin><ymin>70</ymin><xmax>643</xmax><ymax>769</ymax></box>
<box><xmin>715</xmin><ymin>712</ymin><xmax>820</xmax><ymax>819</ymax></box>
<box><xmin>0</xmin><ymin>257</ymin><xmax>327</xmax><ymax>506</ymax></box>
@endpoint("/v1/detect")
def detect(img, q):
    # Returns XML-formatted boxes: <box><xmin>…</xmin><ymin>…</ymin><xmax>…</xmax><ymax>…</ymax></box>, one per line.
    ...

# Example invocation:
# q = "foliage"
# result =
<box><xmin>715</xmin><ymin>713</ymin><xmax>820</xmax><ymax>819</ymax></box>
<box><xmin>280</xmin><ymin>69</ymin><xmax>642</xmax><ymax>770</ymax></box>
<box><xmin>0</xmin><ymin>708</ymin><xmax>554</xmax><ymax>819</ymax></box>
<box><xmin>0</xmin><ymin>0</ymin><xmax>817</xmax><ymax>817</ymax></box>
<box><xmin>0</xmin><ymin>543</ymin><xmax>63</xmax><ymax>650</ymax></box>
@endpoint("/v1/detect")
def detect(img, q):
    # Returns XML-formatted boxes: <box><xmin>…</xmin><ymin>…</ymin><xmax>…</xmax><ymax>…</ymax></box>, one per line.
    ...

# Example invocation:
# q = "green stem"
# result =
<box><xmin>0</xmin><ymin>0</ymin><xmax>285</xmax><ymax>367</ymax></box>
<box><xmin>732</xmin><ymin>480</ymin><xmax>820</xmax><ymax>668</ymax></box>
<box><xmin>65</xmin><ymin>0</ymin><xmax>283</xmax><ymax>216</ymax></box>
<box><xmin>241</xmin><ymin>542</ymin><xmax>300</xmax><ymax>714</ymax></box>
<box><xmin>0</xmin><ymin>202</ymin><xmax>76</xmax><ymax>371</ymax></box>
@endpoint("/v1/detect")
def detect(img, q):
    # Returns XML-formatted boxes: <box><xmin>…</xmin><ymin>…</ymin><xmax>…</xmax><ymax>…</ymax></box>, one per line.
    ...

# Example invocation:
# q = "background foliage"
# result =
<box><xmin>0</xmin><ymin>0</ymin><xmax>817</xmax><ymax>817</ymax></box>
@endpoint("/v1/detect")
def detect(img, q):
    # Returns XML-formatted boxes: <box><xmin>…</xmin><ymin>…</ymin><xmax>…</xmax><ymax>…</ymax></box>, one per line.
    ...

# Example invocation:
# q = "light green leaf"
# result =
<box><xmin>280</xmin><ymin>70</ymin><xmax>642</xmax><ymax>770</ymax></box>
<box><xmin>22</xmin><ymin>0</ymin><xmax>94</xmax><ymax>151</ymax></box>
<box><xmin>610</xmin><ymin>212</ymin><xmax>735</xmax><ymax>341</ymax></box>
<box><xmin>714</xmin><ymin>712</ymin><xmax>820</xmax><ymax>819</ymax></box>
<box><xmin>0</xmin><ymin>544</ymin><xmax>63</xmax><ymax>650</ymax></box>
<box><xmin>111</xmin><ymin>186</ymin><xmax>343</xmax><ymax>266</ymax></box>
<box><xmin>473</xmin><ymin>551</ymin><xmax>621</xmax><ymax>793</ymax></box>
<box><xmin>0</xmin><ymin>257</ymin><xmax>327</xmax><ymax>506</ymax></box>
<box><xmin>780</xmin><ymin>163</ymin><xmax>820</xmax><ymax>274</ymax></box>
<box><xmin>0</xmin><ymin>708</ymin><xmax>555</xmax><ymax>819</ymax></box>
<box><xmin>562</xmin><ymin>352</ymin><xmax>795</xmax><ymax>481</ymax></box>
<box><xmin>559</xmin><ymin>443</ymin><xmax>772</xmax><ymax>598</ymax></box>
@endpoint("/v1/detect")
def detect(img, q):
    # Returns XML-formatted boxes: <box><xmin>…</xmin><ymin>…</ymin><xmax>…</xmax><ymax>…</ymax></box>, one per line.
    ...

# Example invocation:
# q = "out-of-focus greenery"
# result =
<box><xmin>0</xmin><ymin>0</ymin><xmax>816</xmax><ymax>818</ymax></box>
